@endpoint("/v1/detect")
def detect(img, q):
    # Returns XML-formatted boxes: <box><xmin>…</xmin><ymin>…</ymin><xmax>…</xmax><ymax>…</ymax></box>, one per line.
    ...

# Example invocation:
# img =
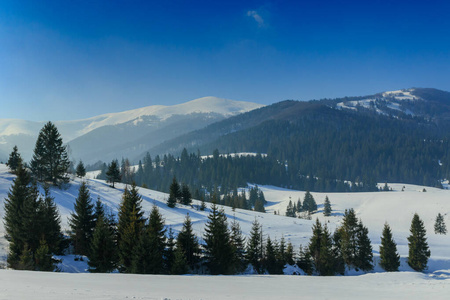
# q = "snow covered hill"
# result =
<box><xmin>1</xmin><ymin>164</ymin><xmax>450</xmax><ymax>298</ymax></box>
<box><xmin>0</xmin><ymin>97</ymin><xmax>264</xmax><ymax>163</ymax></box>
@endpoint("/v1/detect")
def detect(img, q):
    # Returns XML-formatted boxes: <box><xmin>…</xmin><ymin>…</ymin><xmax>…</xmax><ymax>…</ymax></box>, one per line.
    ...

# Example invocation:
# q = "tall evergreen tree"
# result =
<box><xmin>176</xmin><ymin>213</ymin><xmax>200</xmax><ymax>270</ymax></box>
<box><xmin>355</xmin><ymin>220</ymin><xmax>373</xmax><ymax>271</ymax></box>
<box><xmin>339</xmin><ymin>208</ymin><xmax>359</xmax><ymax>268</ymax></box>
<box><xmin>230</xmin><ymin>217</ymin><xmax>247</xmax><ymax>273</ymax></box>
<box><xmin>308</xmin><ymin>218</ymin><xmax>336</xmax><ymax>275</ymax></box>
<box><xmin>323</xmin><ymin>196</ymin><xmax>332</xmax><ymax>217</ymax></box>
<box><xmin>264</xmin><ymin>236</ymin><xmax>283</xmax><ymax>274</ymax></box>
<box><xmin>30</xmin><ymin>121</ymin><xmax>70</xmax><ymax>185</ymax></box>
<box><xmin>379</xmin><ymin>223</ymin><xmax>400</xmax><ymax>271</ymax></box>
<box><xmin>6</xmin><ymin>145</ymin><xmax>23</xmax><ymax>174</ymax></box>
<box><xmin>68</xmin><ymin>182</ymin><xmax>96</xmax><ymax>256</ymax></box>
<box><xmin>117</xmin><ymin>184</ymin><xmax>145</xmax><ymax>272</ymax></box>
<box><xmin>38</xmin><ymin>185</ymin><xmax>64</xmax><ymax>255</ymax></box>
<box><xmin>167</xmin><ymin>177</ymin><xmax>181</xmax><ymax>208</ymax></box>
<box><xmin>407</xmin><ymin>213</ymin><xmax>430</xmax><ymax>272</ymax></box>
<box><xmin>76</xmin><ymin>160</ymin><xmax>86</xmax><ymax>177</ymax></box>
<box><xmin>303</xmin><ymin>191</ymin><xmax>317</xmax><ymax>213</ymax></box>
<box><xmin>106</xmin><ymin>159</ymin><xmax>121</xmax><ymax>188</ymax></box>
<box><xmin>132</xmin><ymin>205</ymin><xmax>166</xmax><ymax>274</ymax></box>
<box><xmin>203</xmin><ymin>203</ymin><xmax>234</xmax><ymax>274</ymax></box>
<box><xmin>246</xmin><ymin>218</ymin><xmax>263</xmax><ymax>273</ymax></box>
<box><xmin>88</xmin><ymin>214</ymin><xmax>117</xmax><ymax>273</ymax></box>
<box><xmin>434</xmin><ymin>213</ymin><xmax>447</xmax><ymax>234</ymax></box>
<box><xmin>181</xmin><ymin>183</ymin><xmax>192</xmax><ymax>205</ymax></box>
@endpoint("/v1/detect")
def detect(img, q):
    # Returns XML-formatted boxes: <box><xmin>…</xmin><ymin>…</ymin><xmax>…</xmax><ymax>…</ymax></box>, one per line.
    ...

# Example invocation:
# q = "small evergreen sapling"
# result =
<box><xmin>323</xmin><ymin>196</ymin><xmax>332</xmax><ymax>217</ymax></box>
<box><xmin>379</xmin><ymin>223</ymin><xmax>400</xmax><ymax>271</ymax></box>
<box><xmin>434</xmin><ymin>213</ymin><xmax>447</xmax><ymax>235</ymax></box>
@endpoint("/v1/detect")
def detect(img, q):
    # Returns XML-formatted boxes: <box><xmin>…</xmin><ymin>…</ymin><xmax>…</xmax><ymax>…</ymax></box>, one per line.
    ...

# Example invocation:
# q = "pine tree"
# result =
<box><xmin>38</xmin><ymin>185</ymin><xmax>64</xmax><ymax>255</ymax></box>
<box><xmin>303</xmin><ymin>191</ymin><xmax>317</xmax><ymax>213</ymax></box>
<box><xmin>323</xmin><ymin>196</ymin><xmax>332</xmax><ymax>217</ymax></box>
<box><xmin>308</xmin><ymin>219</ymin><xmax>336</xmax><ymax>275</ymax></box>
<box><xmin>230</xmin><ymin>217</ymin><xmax>247</xmax><ymax>273</ymax></box>
<box><xmin>88</xmin><ymin>214</ymin><xmax>117</xmax><ymax>273</ymax></box>
<box><xmin>167</xmin><ymin>177</ymin><xmax>181</xmax><ymax>208</ymax></box>
<box><xmin>339</xmin><ymin>208</ymin><xmax>359</xmax><ymax>268</ymax></box>
<box><xmin>76</xmin><ymin>160</ymin><xmax>86</xmax><ymax>177</ymax></box>
<box><xmin>264</xmin><ymin>236</ymin><xmax>283</xmax><ymax>274</ymax></box>
<box><xmin>355</xmin><ymin>220</ymin><xmax>373</xmax><ymax>271</ymax></box>
<box><xmin>68</xmin><ymin>182</ymin><xmax>95</xmax><ymax>256</ymax></box>
<box><xmin>6</xmin><ymin>145</ymin><xmax>23</xmax><ymax>174</ymax></box>
<box><xmin>117</xmin><ymin>183</ymin><xmax>145</xmax><ymax>272</ymax></box>
<box><xmin>203</xmin><ymin>203</ymin><xmax>234</xmax><ymax>274</ymax></box>
<box><xmin>30</xmin><ymin>121</ymin><xmax>70</xmax><ymax>186</ymax></box>
<box><xmin>34</xmin><ymin>239</ymin><xmax>54</xmax><ymax>271</ymax></box>
<box><xmin>297</xmin><ymin>245</ymin><xmax>313</xmax><ymax>275</ymax></box>
<box><xmin>379</xmin><ymin>223</ymin><xmax>400</xmax><ymax>271</ymax></box>
<box><xmin>106</xmin><ymin>159</ymin><xmax>121</xmax><ymax>188</ymax></box>
<box><xmin>171</xmin><ymin>246</ymin><xmax>188</xmax><ymax>275</ymax></box>
<box><xmin>285</xmin><ymin>200</ymin><xmax>295</xmax><ymax>217</ymax></box>
<box><xmin>246</xmin><ymin>218</ymin><xmax>263</xmax><ymax>273</ymax></box>
<box><xmin>131</xmin><ymin>205</ymin><xmax>166</xmax><ymax>274</ymax></box>
<box><xmin>165</xmin><ymin>227</ymin><xmax>176</xmax><ymax>273</ymax></box>
<box><xmin>181</xmin><ymin>183</ymin><xmax>192</xmax><ymax>205</ymax></box>
<box><xmin>434</xmin><ymin>213</ymin><xmax>447</xmax><ymax>235</ymax></box>
<box><xmin>407</xmin><ymin>213</ymin><xmax>430</xmax><ymax>272</ymax></box>
<box><xmin>176</xmin><ymin>213</ymin><xmax>200</xmax><ymax>270</ymax></box>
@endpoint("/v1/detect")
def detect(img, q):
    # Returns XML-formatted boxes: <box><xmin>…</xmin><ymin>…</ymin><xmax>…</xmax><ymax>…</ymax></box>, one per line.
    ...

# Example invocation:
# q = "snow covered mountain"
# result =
<box><xmin>0</xmin><ymin>97</ymin><xmax>264</xmax><ymax>164</ymax></box>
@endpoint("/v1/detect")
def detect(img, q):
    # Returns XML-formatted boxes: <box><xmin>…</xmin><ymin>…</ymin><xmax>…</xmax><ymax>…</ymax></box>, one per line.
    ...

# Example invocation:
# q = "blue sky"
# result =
<box><xmin>1</xmin><ymin>0</ymin><xmax>450</xmax><ymax>121</ymax></box>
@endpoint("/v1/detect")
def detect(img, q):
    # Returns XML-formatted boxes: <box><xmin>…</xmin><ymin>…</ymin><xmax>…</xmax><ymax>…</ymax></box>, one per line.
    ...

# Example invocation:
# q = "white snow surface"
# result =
<box><xmin>0</xmin><ymin>96</ymin><xmax>264</xmax><ymax>142</ymax></box>
<box><xmin>1</xmin><ymin>164</ymin><xmax>450</xmax><ymax>298</ymax></box>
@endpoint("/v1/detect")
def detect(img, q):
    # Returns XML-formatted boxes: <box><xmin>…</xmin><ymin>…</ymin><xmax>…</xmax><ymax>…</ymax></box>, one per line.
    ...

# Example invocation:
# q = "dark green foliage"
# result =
<box><xmin>117</xmin><ymin>183</ymin><xmax>145</xmax><ymax>272</ymax></box>
<box><xmin>88</xmin><ymin>214</ymin><xmax>117</xmax><ymax>273</ymax></box>
<box><xmin>379</xmin><ymin>223</ymin><xmax>400</xmax><ymax>272</ymax></box>
<box><xmin>131</xmin><ymin>205</ymin><xmax>166</xmax><ymax>274</ymax></box>
<box><xmin>165</xmin><ymin>228</ymin><xmax>176</xmax><ymax>273</ymax></box>
<box><xmin>203</xmin><ymin>203</ymin><xmax>234</xmax><ymax>274</ymax></box>
<box><xmin>7</xmin><ymin>145</ymin><xmax>23</xmax><ymax>174</ymax></box>
<box><xmin>308</xmin><ymin>219</ymin><xmax>337</xmax><ymax>275</ymax></box>
<box><xmin>264</xmin><ymin>236</ymin><xmax>283</xmax><ymax>274</ymax></box>
<box><xmin>407</xmin><ymin>213</ymin><xmax>430</xmax><ymax>272</ymax></box>
<box><xmin>167</xmin><ymin>177</ymin><xmax>181</xmax><ymax>208</ymax></box>
<box><xmin>68</xmin><ymin>182</ymin><xmax>95</xmax><ymax>256</ymax></box>
<box><xmin>181</xmin><ymin>183</ymin><xmax>192</xmax><ymax>205</ymax></box>
<box><xmin>176</xmin><ymin>214</ymin><xmax>200</xmax><ymax>270</ymax></box>
<box><xmin>303</xmin><ymin>191</ymin><xmax>317</xmax><ymax>213</ymax></box>
<box><xmin>76</xmin><ymin>161</ymin><xmax>86</xmax><ymax>177</ymax></box>
<box><xmin>339</xmin><ymin>208</ymin><xmax>359</xmax><ymax>268</ymax></box>
<box><xmin>323</xmin><ymin>196</ymin><xmax>331</xmax><ymax>216</ymax></box>
<box><xmin>285</xmin><ymin>200</ymin><xmax>295</xmax><ymax>217</ymax></box>
<box><xmin>34</xmin><ymin>239</ymin><xmax>54</xmax><ymax>271</ymax></box>
<box><xmin>171</xmin><ymin>246</ymin><xmax>188</xmax><ymax>275</ymax></box>
<box><xmin>297</xmin><ymin>245</ymin><xmax>313</xmax><ymax>275</ymax></box>
<box><xmin>246</xmin><ymin>218</ymin><xmax>263</xmax><ymax>273</ymax></box>
<box><xmin>30</xmin><ymin>121</ymin><xmax>70</xmax><ymax>186</ymax></box>
<box><xmin>434</xmin><ymin>213</ymin><xmax>447</xmax><ymax>234</ymax></box>
<box><xmin>4</xmin><ymin>165</ymin><xmax>63</xmax><ymax>270</ymax></box>
<box><xmin>230</xmin><ymin>217</ymin><xmax>247</xmax><ymax>273</ymax></box>
<box><xmin>106</xmin><ymin>159</ymin><xmax>121</xmax><ymax>188</ymax></box>
<box><xmin>355</xmin><ymin>220</ymin><xmax>373</xmax><ymax>271</ymax></box>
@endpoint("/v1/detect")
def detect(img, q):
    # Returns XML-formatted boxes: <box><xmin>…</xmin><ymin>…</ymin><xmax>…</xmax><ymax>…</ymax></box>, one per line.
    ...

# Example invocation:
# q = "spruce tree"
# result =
<box><xmin>379</xmin><ymin>223</ymin><xmax>400</xmax><ymax>271</ymax></box>
<box><xmin>88</xmin><ymin>214</ymin><xmax>117</xmax><ymax>273</ymax></box>
<box><xmin>171</xmin><ymin>246</ymin><xmax>188</xmax><ymax>275</ymax></box>
<box><xmin>68</xmin><ymin>182</ymin><xmax>96</xmax><ymax>256</ymax></box>
<box><xmin>203</xmin><ymin>203</ymin><xmax>234</xmax><ymax>274</ymax></box>
<box><xmin>297</xmin><ymin>245</ymin><xmax>313</xmax><ymax>275</ymax></box>
<box><xmin>407</xmin><ymin>213</ymin><xmax>430</xmax><ymax>272</ymax></box>
<box><xmin>230</xmin><ymin>217</ymin><xmax>247</xmax><ymax>273</ymax></box>
<box><xmin>303</xmin><ymin>191</ymin><xmax>317</xmax><ymax>213</ymax></box>
<box><xmin>38</xmin><ymin>185</ymin><xmax>64</xmax><ymax>255</ymax></box>
<box><xmin>167</xmin><ymin>177</ymin><xmax>181</xmax><ymax>208</ymax></box>
<box><xmin>6</xmin><ymin>145</ymin><xmax>23</xmax><ymax>174</ymax></box>
<box><xmin>355</xmin><ymin>220</ymin><xmax>373</xmax><ymax>271</ymax></box>
<box><xmin>117</xmin><ymin>183</ymin><xmax>145</xmax><ymax>272</ymax></box>
<box><xmin>285</xmin><ymin>200</ymin><xmax>295</xmax><ymax>217</ymax></box>
<box><xmin>176</xmin><ymin>213</ymin><xmax>200</xmax><ymax>270</ymax></box>
<box><xmin>106</xmin><ymin>159</ymin><xmax>121</xmax><ymax>188</ymax></box>
<box><xmin>246</xmin><ymin>218</ymin><xmax>263</xmax><ymax>273</ymax></box>
<box><xmin>434</xmin><ymin>213</ymin><xmax>447</xmax><ymax>235</ymax></box>
<box><xmin>323</xmin><ymin>196</ymin><xmax>332</xmax><ymax>217</ymax></box>
<box><xmin>131</xmin><ymin>205</ymin><xmax>166</xmax><ymax>274</ymax></box>
<box><xmin>76</xmin><ymin>160</ymin><xmax>86</xmax><ymax>178</ymax></box>
<box><xmin>264</xmin><ymin>236</ymin><xmax>283</xmax><ymax>274</ymax></box>
<box><xmin>339</xmin><ymin>208</ymin><xmax>359</xmax><ymax>268</ymax></box>
<box><xmin>165</xmin><ymin>227</ymin><xmax>176</xmax><ymax>273</ymax></box>
<box><xmin>34</xmin><ymin>239</ymin><xmax>54</xmax><ymax>271</ymax></box>
<box><xmin>30</xmin><ymin>121</ymin><xmax>70</xmax><ymax>185</ymax></box>
<box><xmin>181</xmin><ymin>183</ymin><xmax>192</xmax><ymax>205</ymax></box>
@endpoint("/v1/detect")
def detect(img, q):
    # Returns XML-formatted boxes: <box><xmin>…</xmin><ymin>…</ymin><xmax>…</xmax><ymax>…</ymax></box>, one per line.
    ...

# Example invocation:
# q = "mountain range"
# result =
<box><xmin>0</xmin><ymin>97</ymin><xmax>264</xmax><ymax>164</ymax></box>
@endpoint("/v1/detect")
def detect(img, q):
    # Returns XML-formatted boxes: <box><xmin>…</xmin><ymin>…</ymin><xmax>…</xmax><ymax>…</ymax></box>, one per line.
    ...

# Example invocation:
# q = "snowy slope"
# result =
<box><xmin>1</xmin><ymin>163</ymin><xmax>450</xmax><ymax>298</ymax></box>
<box><xmin>0</xmin><ymin>97</ymin><xmax>264</xmax><ymax>162</ymax></box>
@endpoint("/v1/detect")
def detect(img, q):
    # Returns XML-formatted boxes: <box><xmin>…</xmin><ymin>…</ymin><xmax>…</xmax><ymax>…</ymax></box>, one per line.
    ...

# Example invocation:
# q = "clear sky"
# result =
<box><xmin>1</xmin><ymin>0</ymin><xmax>450</xmax><ymax>121</ymax></box>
